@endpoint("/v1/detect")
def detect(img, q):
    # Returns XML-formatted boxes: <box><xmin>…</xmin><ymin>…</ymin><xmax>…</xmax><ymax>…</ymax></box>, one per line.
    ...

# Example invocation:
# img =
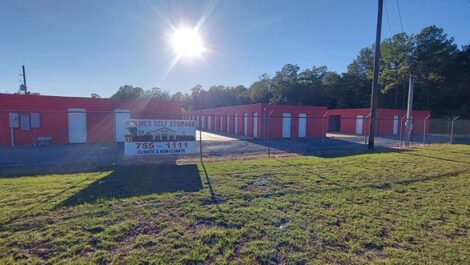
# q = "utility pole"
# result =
<box><xmin>368</xmin><ymin>0</ymin><xmax>383</xmax><ymax>149</ymax></box>
<box><xmin>20</xmin><ymin>65</ymin><xmax>28</xmax><ymax>94</ymax></box>
<box><xmin>404</xmin><ymin>74</ymin><xmax>415</xmax><ymax>147</ymax></box>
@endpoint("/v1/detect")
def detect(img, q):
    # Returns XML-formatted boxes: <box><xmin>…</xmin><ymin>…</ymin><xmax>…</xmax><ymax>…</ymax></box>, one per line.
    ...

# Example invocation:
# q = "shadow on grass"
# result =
<box><xmin>396</xmin><ymin>151</ymin><xmax>470</xmax><ymax>165</ymax></box>
<box><xmin>245</xmin><ymin>137</ymin><xmax>397</xmax><ymax>158</ymax></box>
<box><xmin>220</xmin><ymin>168</ymin><xmax>468</xmax><ymax>203</ymax></box>
<box><xmin>57</xmin><ymin>164</ymin><xmax>202</xmax><ymax>207</ymax></box>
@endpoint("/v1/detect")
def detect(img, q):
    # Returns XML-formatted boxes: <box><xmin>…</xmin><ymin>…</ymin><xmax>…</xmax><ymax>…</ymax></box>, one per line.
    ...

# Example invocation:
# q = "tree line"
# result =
<box><xmin>111</xmin><ymin>26</ymin><xmax>470</xmax><ymax>118</ymax></box>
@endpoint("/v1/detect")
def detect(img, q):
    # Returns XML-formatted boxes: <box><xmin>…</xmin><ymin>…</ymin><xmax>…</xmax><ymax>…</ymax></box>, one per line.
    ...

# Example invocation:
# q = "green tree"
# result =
<box><xmin>143</xmin><ymin>87</ymin><xmax>171</xmax><ymax>100</ymax></box>
<box><xmin>297</xmin><ymin>66</ymin><xmax>330</xmax><ymax>106</ymax></box>
<box><xmin>413</xmin><ymin>26</ymin><xmax>458</xmax><ymax>110</ymax></box>
<box><xmin>271</xmin><ymin>64</ymin><xmax>300</xmax><ymax>104</ymax></box>
<box><xmin>111</xmin><ymin>85</ymin><xmax>144</xmax><ymax>99</ymax></box>
<box><xmin>379</xmin><ymin>33</ymin><xmax>414</xmax><ymax>108</ymax></box>
<box><xmin>249</xmin><ymin>74</ymin><xmax>273</xmax><ymax>103</ymax></box>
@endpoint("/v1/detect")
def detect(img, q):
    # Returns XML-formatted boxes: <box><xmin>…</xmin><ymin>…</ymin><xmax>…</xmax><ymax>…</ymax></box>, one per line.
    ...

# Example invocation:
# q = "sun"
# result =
<box><xmin>171</xmin><ymin>27</ymin><xmax>206</xmax><ymax>58</ymax></box>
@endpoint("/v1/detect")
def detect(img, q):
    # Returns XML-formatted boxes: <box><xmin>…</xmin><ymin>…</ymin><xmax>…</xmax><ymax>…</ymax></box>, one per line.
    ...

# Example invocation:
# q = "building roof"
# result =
<box><xmin>0</xmin><ymin>93</ymin><xmax>182</xmax><ymax>113</ymax></box>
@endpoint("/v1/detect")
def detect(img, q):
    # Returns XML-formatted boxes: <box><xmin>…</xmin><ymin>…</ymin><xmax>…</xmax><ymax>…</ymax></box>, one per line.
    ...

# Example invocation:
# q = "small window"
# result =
<box><xmin>31</xmin><ymin>113</ymin><xmax>40</xmax><ymax>128</ymax></box>
<box><xmin>20</xmin><ymin>114</ymin><xmax>31</xmax><ymax>131</ymax></box>
<box><xmin>8</xmin><ymin>113</ymin><xmax>19</xmax><ymax>128</ymax></box>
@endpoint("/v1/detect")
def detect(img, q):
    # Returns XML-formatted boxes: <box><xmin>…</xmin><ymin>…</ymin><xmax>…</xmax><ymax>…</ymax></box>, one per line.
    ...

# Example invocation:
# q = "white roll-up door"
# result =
<box><xmin>253</xmin><ymin>113</ymin><xmax>258</xmax><ymax>138</ymax></box>
<box><xmin>234</xmin><ymin>114</ymin><xmax>238</xmax><ymax>134</ymax></box>
<box><xmin>298</xmin><ymin>113</ymin><xmax>307</xmax><ymax>137</ymax></box>
<box><xmin>393</xmin><ymin>115</ymin><xmax>399</xmax><ymax>135</ymax></box>
<box><xmin>282</xmin><ymin>113</ymin><xmax>291</xmax><ymax>138</ymax></box>
<box><xmin>243</xmin><ymin>113</ymin><xmax>248</xmax><ymax>136</ymax></box>
<box><xmin>68</xmin><ymin>108</ymin><xmax>87</xmax><ymax>143</ymax></box>
<box><xmin>355</xmin><ymin>115</ymin><xmax>364</xmax><ymax>135</ymax></box>
<box><xmin>115</xmin><ymin>109</ymin><xmax>130</xmax><ymax>142</ymax></box>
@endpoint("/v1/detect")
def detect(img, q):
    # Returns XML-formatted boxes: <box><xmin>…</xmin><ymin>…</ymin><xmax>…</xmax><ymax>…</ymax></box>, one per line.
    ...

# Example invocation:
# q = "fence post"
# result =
<box><xmin>113</xmin><ymin>109</ymin><xmax>118</xmax><ymax>165</ymax></box>
<box><xmin>199</xmin><ymin>111</ymin><xmax>204</xmax><ymax>163</ymax></box>
<box><xmin>450</xmin><ymin>116</ymin><xmax>460</xmax><ymax>144</ymax></box>
<box><xmin>263</xmin><ymin>108</ymin><xmax>267</xmax><ymax>139</ymax></box>
<box><xmin>267</xmin><ymin>110</ymin><xmax>274</xmax><ymax>157</ymax></box>
<box><xmin>363</xmin><ymin>113</ymin><xmax>371</xmax><ymax>145</ymax></box>
<box><xmin>321</xmin><ymin>112</ymin><xmax>328</xmax><ymax>147</ymax></box>
<box><xmin>423</xmin><ymin>114</ymin><xmax>430</xmax><ymax>145</ymax></box>
<box><xmin>399</xmin><ymin>115</ymin><xmax>406</xmax><ymax>149</ymax></box>
<box><xmin>364</xmin><ymin>116</ymin><xmax>368</xmax><ymax>145</ymax></box>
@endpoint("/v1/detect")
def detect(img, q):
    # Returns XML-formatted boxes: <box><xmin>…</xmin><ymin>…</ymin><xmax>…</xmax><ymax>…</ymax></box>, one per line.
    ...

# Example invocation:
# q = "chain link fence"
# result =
<box><xmin>1</xmin><ymin>110</ymin><xmax>469</xmax><ymax>176</ymax></box>
<box><xmin>428</xmin><ymin>117</ymin><xmax>470</xmax><ymax>144</ymax></box>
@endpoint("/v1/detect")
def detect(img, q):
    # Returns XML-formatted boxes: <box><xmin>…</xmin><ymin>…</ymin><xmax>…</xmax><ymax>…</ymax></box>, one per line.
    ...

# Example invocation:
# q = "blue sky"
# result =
<box><xmin>1</xmin><ymin>0</ymin><xmax>469</xmax><ymax>97</ymax></box>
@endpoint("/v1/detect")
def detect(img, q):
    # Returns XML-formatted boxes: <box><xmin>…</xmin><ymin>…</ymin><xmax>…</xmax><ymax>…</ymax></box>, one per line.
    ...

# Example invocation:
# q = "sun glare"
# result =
<box><xmin>171</xmin><ymin>27</ymin><xmax>205</xmax><ymax>58</ymax></box>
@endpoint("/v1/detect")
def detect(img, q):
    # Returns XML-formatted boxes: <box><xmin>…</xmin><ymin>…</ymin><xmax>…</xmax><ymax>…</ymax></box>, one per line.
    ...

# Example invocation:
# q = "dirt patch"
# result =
<box><xmin>240</xmin><ymin>174</ymin><xmax>272</xmax><ymax>191</ymax></box>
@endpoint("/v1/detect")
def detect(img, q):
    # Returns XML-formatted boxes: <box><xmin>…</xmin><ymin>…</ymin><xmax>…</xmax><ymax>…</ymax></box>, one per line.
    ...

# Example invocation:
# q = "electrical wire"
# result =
<box><xmin>384</xmin><ymin>0</ymin><xmax>393</xmax><ymax>37</ymax></box>
<box><xmin>395</xmin><ymin>0</ymin><xmax>404</xmax><ymax>33</ymax></box>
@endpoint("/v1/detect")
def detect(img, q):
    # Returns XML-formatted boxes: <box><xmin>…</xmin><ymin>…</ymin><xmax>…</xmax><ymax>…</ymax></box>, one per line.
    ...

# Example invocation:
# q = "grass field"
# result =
<box><xmin>1</xmin><ymin>145</ymin><xmax>469</xmax><ymax>264</ymax></box>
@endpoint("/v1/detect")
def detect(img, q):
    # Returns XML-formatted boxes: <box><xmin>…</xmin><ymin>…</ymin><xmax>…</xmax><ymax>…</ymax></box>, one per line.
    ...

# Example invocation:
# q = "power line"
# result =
<box><xmin>395</xmin><ymin>0</ymin><xmax>404</xmax><ymax>33</ymax></box>
<box><xmin>384</xmin><ymin>0</ymin><xmax>393</xmax><ymax>36</ymax></box>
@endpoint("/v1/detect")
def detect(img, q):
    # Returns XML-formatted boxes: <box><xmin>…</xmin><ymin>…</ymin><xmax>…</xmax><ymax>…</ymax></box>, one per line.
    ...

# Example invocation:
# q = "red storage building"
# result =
<box><xmin>0</xmin><ymin>93</ymin><xmax>181</xmax><ymax>146</ymax></box>
<box><xmin>326</xmin><ymin>108</ymin><xmax>431</xmax><ymax>136</ymax></box>
<box><xmin>185</xmin><ymin>103</ymin><xmax>328</xmax><ymax>139</ymax></box>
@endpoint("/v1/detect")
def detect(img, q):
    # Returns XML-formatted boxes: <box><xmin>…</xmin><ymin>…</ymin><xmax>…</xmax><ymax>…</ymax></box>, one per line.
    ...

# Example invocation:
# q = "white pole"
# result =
<box><xmin>450</xmin><ymin>116</ymin><xmax>460</xmax><ymax>144</ymax></box>
<box><xmin>10</xmin><ymin>128</ymin><xmax>15</xmax><ymax>147</ymax></box>
<box><xmin>405</xmin><ymin>74</ymin><xmax>415</xmax><ymax>147</ymax></box>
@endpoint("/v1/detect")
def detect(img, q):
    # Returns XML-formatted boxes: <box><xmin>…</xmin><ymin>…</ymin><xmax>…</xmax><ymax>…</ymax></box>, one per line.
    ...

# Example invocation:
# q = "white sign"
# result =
<box><xmin>124</xmin><ymin>119</ymin><xmax>196</xmax><ymax>156</ymax></box>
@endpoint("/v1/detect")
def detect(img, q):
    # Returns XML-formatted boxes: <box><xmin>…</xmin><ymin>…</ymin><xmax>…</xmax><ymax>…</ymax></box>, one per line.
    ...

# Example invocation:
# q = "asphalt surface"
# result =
<box><xmin>196</xmin><ymin>130</ymin><xmax>252</xmax><ymax>141</ymax></box>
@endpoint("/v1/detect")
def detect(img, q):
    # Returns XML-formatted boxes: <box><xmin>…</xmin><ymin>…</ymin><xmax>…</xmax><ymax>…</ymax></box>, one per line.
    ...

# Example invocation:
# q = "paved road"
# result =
<box><xmin>196</xmin><ymin>130</ymin><xmax>253</xmax><ymax>141</ymax></box>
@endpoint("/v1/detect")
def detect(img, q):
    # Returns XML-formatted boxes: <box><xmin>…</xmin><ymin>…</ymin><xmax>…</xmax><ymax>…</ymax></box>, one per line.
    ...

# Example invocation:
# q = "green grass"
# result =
<box><xmin>1</xmin><ymin>145</ymin><xmax>470</xmax><ymax>264</ymax></box>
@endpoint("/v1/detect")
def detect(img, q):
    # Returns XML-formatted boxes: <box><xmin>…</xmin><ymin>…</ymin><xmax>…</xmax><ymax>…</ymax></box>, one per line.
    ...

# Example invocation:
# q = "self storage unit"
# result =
<box><xmin>0</xmin><ymin>94</ymin><xmax>181</xmax><ymax>146</ymax></box>
<box><xmin>326</xmin><ymin>108</ymin><xmax>431</xmax><ymax>136</ymax></box>
<box><xmin>185</xmin><ymin>103</ymin><xmax>328</xmax><ymax>139</ymax></box>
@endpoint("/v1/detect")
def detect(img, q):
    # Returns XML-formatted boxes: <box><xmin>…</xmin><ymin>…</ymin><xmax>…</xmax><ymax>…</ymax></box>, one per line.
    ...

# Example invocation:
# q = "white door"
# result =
<box><xmin>226</xmin><ymin>114</ymin><xmax>230</xmax><ymax>133</ymax></box>
<box><xmin>68</xmin><ymin>108</ymin><xmax>87</xmax><ymax>143</ymax></box>
<box><xmin>298</xmin><ymin>113</ymin><xmax>307</xmax><ymax>137</ymax></box>
<box><xmin>234</xmin><ymin>114</ymin><xmax>238</xmax><ymax>134</ymax></box>
<box><xmin>282</xmin><ymin>113</ymin><xmax>291</xmax><ymax>138</ymax></box>
<box><xmin>393</xmin><ymin>115</ymin><xmax>399</xmax><ymax>135</ymax></box>
<box><xmin>243</xmin><ymin>113</ymin><xmax>248</xmax><ymax>136</ymax></box>
<box><xmin>355</xmin><ymin>115</ymin><xmax>364</xmax><ymax>135</ymax></box>
<box><xmin>253</xmin><ymin>113</ymin><xmax>258</xmax><ymax>138</ymax></box>
<box><xmin>115</xmin><ymin>109</ymin><xmax>130</xmax><ymax>142</ymax></box>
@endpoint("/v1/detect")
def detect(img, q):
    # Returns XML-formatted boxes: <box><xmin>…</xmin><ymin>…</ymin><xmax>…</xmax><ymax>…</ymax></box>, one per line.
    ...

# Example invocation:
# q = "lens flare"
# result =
<box><xmin>171</xmin><ymin>27</ymin><xmax>205</xmax><ymax>58</ymax></box>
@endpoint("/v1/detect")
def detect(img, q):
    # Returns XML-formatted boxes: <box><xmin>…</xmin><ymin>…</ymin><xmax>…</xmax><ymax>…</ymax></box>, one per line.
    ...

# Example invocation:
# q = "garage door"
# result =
<box><xmin>282</xmin><ymin>113</ymin><xmax>291</xmax><ymax>138</ymax></box>
<box><xmin>355</xmin><ymin>115</ymin><xmax>364</xmax><ymax>135</ymax></box>
<box><xmin>115</xmin><ymin>109</ymin><xmax>130</xmax><ymax>142</ymax></box>
<box><xmin>253</xmin><ymin>113</ymin><xmax>258</xmax><ymax>138</ymax></box>
<box><xmin>298</xmin><ymin>113</ymin><xmax>307</xmax><ymax>137</ymax></box>
<box><xmin>393</xmin><ymin>115</ymin><xmax>399</xmax><ymax>135</ymax></box>
<box><xmin>68</xmin><ymin>108</ymin><xmax>87</xmax><ymax>143</ymax></box>
<box><xmin>234</xmin><ymin>114</ymin><xmax>238</xmax><ymax>134</ymax></box>
<box><xmin>243</xmin><ymin>113</ymin><xmax>248</xmax><ymax>136</ymax></box>
<box><xmin>329</xmin><ymin>115</ymin><xmax>341</xmax><ymax>132</ymax></box>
